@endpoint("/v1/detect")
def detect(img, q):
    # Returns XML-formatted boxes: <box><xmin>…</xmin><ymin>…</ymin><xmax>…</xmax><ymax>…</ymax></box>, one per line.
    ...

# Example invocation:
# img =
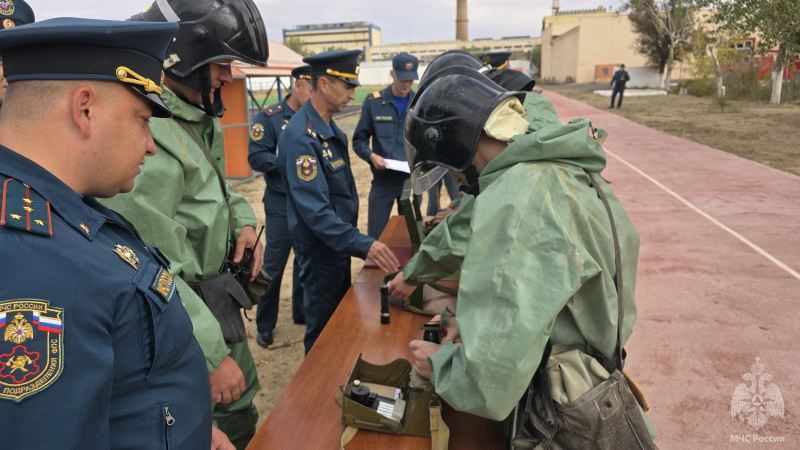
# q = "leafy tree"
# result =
<box><xmin>691</xmin><ymin>16</ymin><xmax>746</xmax><ymax>97</ymax></box>
<box><xmin>622</xmin><ymin>0</ymin><xmax>703</xmax><ymax>89</ymax></box>
<box><xmin>284</xmin><ymin>37</ymin><xmax>311</xmax><ymax>57</ymax></box>
<box><xmin>706</xmin><ymin>0</ymin><xmax>800</xmax><ymax>104</ymax></box>
<box><xmin>322</xmin><ymin>45</ymin><xmax>348</xmax><ymax>53</ymax></box>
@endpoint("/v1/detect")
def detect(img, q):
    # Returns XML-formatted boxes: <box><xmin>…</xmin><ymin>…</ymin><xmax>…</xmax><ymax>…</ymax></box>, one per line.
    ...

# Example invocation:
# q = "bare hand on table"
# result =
<box><xmin>367</xmin><ymin>241</ymin><xmax>400</xmax><ymax>273</ymax></box>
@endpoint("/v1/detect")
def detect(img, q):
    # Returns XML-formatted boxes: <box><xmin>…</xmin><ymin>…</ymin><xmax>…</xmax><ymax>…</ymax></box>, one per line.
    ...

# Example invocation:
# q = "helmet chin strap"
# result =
<box><xmin>459</xmin><ymin>165</ymin><xmax>481</xmax><ymax>196</ymax></box>
<box><xmin>167</xmin><ymin>64</ymin><xmax>226</xmax><ymax>117</ymax></box>
<box><xmin>198</xmin><ymin>66</ymin><xmax>226</xmax><ymax>118</ymax></box>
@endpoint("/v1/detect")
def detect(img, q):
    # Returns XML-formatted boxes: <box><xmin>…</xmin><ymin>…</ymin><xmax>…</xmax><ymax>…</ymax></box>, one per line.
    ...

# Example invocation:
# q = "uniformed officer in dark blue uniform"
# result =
<box><xmin>278</xmin><ymin>50</ymin><xmax>400</xmax><ymax>354</ymax></box>
<box><xmin>353</xmin><ymin>52</ymin><xmax>419</xmax><ymax>238</ymax></box>
<box><xmin>0</xmin><ymin>18</ymin><xmax>213</xmax><ymax>448</ymax></box>
<box><xmin>479</xmin><ymin>51</ymin><xmax>537</xmax><ymax>92</ymax></box>
<box><xmin>248</xmin><ymin>65</ymin><xmax>312</xmax><ymax>347</ymax></box>
<box><xmin>0</xmin><ymin>0</ymin><xmax>35</xmax><ymax>109</ymax></box>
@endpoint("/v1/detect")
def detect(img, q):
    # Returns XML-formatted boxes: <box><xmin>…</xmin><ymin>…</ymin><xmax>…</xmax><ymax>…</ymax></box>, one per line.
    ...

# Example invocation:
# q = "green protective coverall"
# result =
<box><xmin>101</xmin><ymin>89</ymin><xmax>259</xmax><ymax>447</ymax></box>
<box><xmin>403</xmin><ymin>93</ymin><xmax>641</xmax><ymax>422</ymax></box>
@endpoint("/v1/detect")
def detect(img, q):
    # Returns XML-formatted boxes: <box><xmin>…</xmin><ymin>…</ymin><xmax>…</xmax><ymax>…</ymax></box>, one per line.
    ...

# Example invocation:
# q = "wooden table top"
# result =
<box><xmin>247</xmin><ymin>216</ymin><xmax>505</xmax><ymax>449</ymax></box>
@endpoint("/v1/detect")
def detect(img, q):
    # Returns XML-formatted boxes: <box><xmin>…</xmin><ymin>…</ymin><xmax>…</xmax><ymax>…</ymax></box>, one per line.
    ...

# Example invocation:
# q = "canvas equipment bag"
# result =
<box><xmin>335</xmin><ymin>354</ymin><xmax>449</xmax><ymax>449</ymax></box>
<box><xmin>507</xmin><ymin>172</ymin><xmax>656</xmax><ymax>450</ymax></box>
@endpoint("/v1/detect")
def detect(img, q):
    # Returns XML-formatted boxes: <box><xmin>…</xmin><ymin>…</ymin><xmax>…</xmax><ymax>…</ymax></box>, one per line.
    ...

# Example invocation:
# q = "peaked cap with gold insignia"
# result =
<box><xmin>0</xmin><ymin>17</ymin><xmax>179</xmax><ymax>118</ymax></box>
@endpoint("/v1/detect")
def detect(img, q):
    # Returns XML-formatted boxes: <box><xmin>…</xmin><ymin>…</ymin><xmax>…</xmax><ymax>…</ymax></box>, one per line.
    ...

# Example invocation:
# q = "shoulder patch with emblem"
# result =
<box><xmin>151</xmin><ymin>267</ymin><xmax>175</xmax><ymax>303</ymax></box>
<box><xmin>265</xmin><ymin>104</ymin><xmax>283</xmax><ymax>117</ymax></box>
<box><xmin>1</xmin><ymin>179</ymin><xmax>53</xmax><ymax>237</ymax></box>
<box><xmin>368</xmin><ymin>91</ymin><xmax>381</xmax><ymax>100</ymax></box>
<box><xmin>296</xmin><ymin>155</ymin><xmax>318</xmax><ymax>182</ymax></box>
<box><xmin>250</xmin><ymin>123</ymin><xmax>265</xmax><ymax>141</ymax></box>
<box><xmin>0</xmin><ymin>299</ymin><xmax>64</xmax><ymax>403</ymax></box>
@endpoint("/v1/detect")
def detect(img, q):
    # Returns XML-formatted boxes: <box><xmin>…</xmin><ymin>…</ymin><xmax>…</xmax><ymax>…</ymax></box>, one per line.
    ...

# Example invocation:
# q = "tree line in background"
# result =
<box><xmin>622</xmin><ymin>0</ymin><xmax>800</xmax><ymax>104</ymax></box>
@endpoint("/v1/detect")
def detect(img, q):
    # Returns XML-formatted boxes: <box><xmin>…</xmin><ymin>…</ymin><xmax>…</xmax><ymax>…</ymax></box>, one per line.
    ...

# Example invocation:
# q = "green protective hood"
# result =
<box><xmin>479</xmin><ymin>93</ymin><xmax>608</xmax><ymax>191</ymax></box>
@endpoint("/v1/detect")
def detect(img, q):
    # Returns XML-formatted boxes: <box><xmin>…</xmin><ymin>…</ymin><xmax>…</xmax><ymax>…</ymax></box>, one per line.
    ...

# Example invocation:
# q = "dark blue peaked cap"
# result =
<box><xmin>303</xmin><ymin>49</ymin><xmax>363</xmax><ymax>87</ymax></box>
<box><xmin>479</xmin><ymin>52</ymin><xmax>512</xmax><ymax>70</ymax></box>
<box><xmin>291</xmin><ymin>65</ymin><xmax>312</xmax><ymax>80</ymax></box>
<box><xmin>0</xmin><ymin>17</ymin><xmax>179</xmax><ymax>117</ymax></box>
<box><xmin>1</xmin><ymin>0</ymin><xmax>35</xmax><ymax>29</ymax></box>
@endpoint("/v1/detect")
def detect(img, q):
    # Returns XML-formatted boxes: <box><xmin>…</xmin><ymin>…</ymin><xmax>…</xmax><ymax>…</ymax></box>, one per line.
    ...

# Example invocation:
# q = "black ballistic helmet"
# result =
<box><xmin>405</xmin><ymin>66</ymin><xmax>525</xmax><ymax>194</ymax></box>
<box><xmin>417</xmin><ymin>50</ymin><xmax>488</xmax><ymax>91</ymax></box>
<box><xmin>488</xmin><ymin>67</ymin><xmax>536</xmax><ymax>92</ymax></box>
<box><xmin>131</xmin><ymin>0</ymin><xmax>268</xmax><ymax>117</ymax></box>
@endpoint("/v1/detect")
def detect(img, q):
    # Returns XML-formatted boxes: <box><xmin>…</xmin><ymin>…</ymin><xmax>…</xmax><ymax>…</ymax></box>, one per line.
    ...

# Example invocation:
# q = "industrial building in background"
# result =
<box><xmin>283</xmin><ymin>21</ymin><xmax>382</xmax><ymax>56</ymax></box>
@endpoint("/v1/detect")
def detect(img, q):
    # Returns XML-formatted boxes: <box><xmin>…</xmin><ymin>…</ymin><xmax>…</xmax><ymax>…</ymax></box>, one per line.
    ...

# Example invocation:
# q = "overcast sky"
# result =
<box><xmin>31</xmin><ymin>0</ymin><xmax>624</xmax><ymax>44</ymax></box>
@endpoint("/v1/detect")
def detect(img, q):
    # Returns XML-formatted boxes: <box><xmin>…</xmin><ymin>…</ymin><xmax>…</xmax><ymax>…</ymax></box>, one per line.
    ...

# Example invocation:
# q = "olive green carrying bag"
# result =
<box><xmin>335</xmin><ymin>354</ymin><xmax>449</xmax><ymax>449</ymax></box>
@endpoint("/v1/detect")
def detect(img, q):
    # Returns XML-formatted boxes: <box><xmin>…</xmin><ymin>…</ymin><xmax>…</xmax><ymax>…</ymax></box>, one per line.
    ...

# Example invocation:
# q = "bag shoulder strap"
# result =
<box><xmin>174</xmin><ymin>118</ymin><xmax>237</xmax><ymax>255</ymax></box>
<box><xmin>587</xmin><ymin>171</ymin><xmax>624</xmax><ymax>371</ymax></box>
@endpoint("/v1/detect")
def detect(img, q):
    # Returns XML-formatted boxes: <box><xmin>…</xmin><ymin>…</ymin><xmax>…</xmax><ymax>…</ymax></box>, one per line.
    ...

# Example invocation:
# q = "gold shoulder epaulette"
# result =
<box><xmin>369</xmin><ymin>91</ymin><xmax>381</xmax><ymax>100</ymax></box>
<box><xmin>1</xmin><ymin>178</ymin><xmax>53</xmax><ymax>237</ymax></box>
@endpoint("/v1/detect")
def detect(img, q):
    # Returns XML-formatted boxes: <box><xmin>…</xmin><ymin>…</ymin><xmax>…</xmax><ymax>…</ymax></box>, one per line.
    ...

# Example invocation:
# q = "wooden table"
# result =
<box><xmin>247</xmin><ymin>216</ymin><xmax>505</xmax><ymax>449</ymax></box>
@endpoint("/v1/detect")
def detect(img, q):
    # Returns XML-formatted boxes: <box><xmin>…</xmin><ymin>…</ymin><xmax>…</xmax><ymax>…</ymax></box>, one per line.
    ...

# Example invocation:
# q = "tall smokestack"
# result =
<box><xmin>456</xmin><ymin>0</ymin><xmax>468</xmax><ymax>41</ymax></box>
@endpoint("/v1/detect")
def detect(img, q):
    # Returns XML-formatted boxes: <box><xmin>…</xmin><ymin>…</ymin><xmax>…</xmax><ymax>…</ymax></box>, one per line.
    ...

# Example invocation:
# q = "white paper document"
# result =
<box><xmin>383</xmin><ymin>159</ymin><xmax>411</xmax><ymax>173</ymax></box>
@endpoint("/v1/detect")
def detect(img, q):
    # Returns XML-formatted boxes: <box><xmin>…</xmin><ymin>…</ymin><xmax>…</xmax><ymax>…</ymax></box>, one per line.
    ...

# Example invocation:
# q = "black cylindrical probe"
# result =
<box><xmin>380</xmin><ymin>284</ymin><xmax>390</xmax><ymax>324</ymax></box>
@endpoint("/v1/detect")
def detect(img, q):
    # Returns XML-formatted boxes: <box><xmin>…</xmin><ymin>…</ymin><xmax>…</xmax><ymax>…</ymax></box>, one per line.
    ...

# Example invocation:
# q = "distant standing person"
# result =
<box><xmin>278</xmin><ymin>50</ymin><xmax>400</xmax><ymax>354</ymax></box>
<box><xmin>610</xmin><ymin>63</ymin><xmax>630</xmax><ymax>108</ymax></box>
<box><xmin>353</xmin><ymin>52</ymin><xmax>418</xmax><ymax>239</ymax></box>
<box><xmin>248</xmin><ymin>65</ymin><xmax>312</xmax><ymax>348</ymax></box>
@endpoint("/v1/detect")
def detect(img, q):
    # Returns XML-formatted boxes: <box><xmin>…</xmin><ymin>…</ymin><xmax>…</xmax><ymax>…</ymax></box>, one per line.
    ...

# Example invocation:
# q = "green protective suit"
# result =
<box><xmin>100</xmin><ymin>89</ymin><xmax>259</xmax><ymax>447</ymax></box>
<box><xmin>404</xmin><ymin>94</ymin><xmax>563</xmax><ymax>283</ymax></box>
<box><xmin>403</xmin><ymin>93</ymin><xmax>640</xmax><ymax>421</ymax></box>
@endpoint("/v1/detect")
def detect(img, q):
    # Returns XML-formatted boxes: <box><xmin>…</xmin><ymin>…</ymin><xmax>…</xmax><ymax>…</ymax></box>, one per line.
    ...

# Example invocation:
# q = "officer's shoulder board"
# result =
<box><xmin>367</xmin><ymin>91</ymin><xmax>381</xmax><ymax>100</ymax></box>
<box><xmin>0</xmin><ymin>178</ymin><xmax>53</xmax><ymax>237</ymax></box>
<box><xmin>265</xmin><ymin>104</ymin><xmax>283</xmax><ymax>117</ymax></box>
<box><xmin>305</xmin><ymin>119</ymin><xmax>319</xmax><ymax>141</ymax></box>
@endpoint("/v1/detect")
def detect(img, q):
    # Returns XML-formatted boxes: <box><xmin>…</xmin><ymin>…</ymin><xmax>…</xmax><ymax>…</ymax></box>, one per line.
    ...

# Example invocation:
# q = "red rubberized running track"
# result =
<box><xmin>544</xmin><ymin>90</ymin><xmax>800</xmax><ymax>448</ymax></box>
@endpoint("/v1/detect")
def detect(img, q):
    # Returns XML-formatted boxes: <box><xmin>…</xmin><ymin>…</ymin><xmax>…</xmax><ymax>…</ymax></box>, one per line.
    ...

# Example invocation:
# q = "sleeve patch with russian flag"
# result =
<box><xmin>0</xmin><ymin>299</ymin><xmax>64</xmax><ymax>403</ymax></box>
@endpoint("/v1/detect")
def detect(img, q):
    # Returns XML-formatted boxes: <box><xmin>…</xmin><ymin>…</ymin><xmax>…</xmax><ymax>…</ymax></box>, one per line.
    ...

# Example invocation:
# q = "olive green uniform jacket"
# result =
<box><xmin>101</xmin><ymin>89</ymin><xmax>256</xmax><ymax>372</ymax></box>
<box><xmin>403</xmin><ymin>94</ymin><xmax>640</xmax><ymax>421</ymax></box>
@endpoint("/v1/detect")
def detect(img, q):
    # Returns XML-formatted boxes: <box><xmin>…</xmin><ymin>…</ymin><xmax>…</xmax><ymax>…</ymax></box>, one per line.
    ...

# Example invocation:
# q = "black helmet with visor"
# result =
<box><xmin>404</xmin><ymin>66</ymin><xmax>525</xmax><ymax>194</ymax></box>
<box><xmin>131</xmin><ymin>0</ymin><xmax>268</xmax><ymax>117</ymax></box>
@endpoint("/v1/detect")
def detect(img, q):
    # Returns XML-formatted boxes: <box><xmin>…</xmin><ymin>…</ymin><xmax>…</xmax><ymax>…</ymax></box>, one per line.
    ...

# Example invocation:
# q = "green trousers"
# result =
<box><xmin>213</xmin><ymin>340</ymin><xmax>260</xmax><ymax>450</ymax></box>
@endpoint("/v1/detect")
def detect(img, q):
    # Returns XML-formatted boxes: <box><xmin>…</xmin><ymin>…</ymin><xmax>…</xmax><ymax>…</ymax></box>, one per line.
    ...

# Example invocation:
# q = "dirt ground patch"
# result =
<box><xmin>543</xmin><ymin>83</ymin><xmax>800</xmax><ymax>176</ymax></box>
<box><xmin>233</xmin><ymin>86</ymin><xmax>799</xmax><ymax>429</ymax></box>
